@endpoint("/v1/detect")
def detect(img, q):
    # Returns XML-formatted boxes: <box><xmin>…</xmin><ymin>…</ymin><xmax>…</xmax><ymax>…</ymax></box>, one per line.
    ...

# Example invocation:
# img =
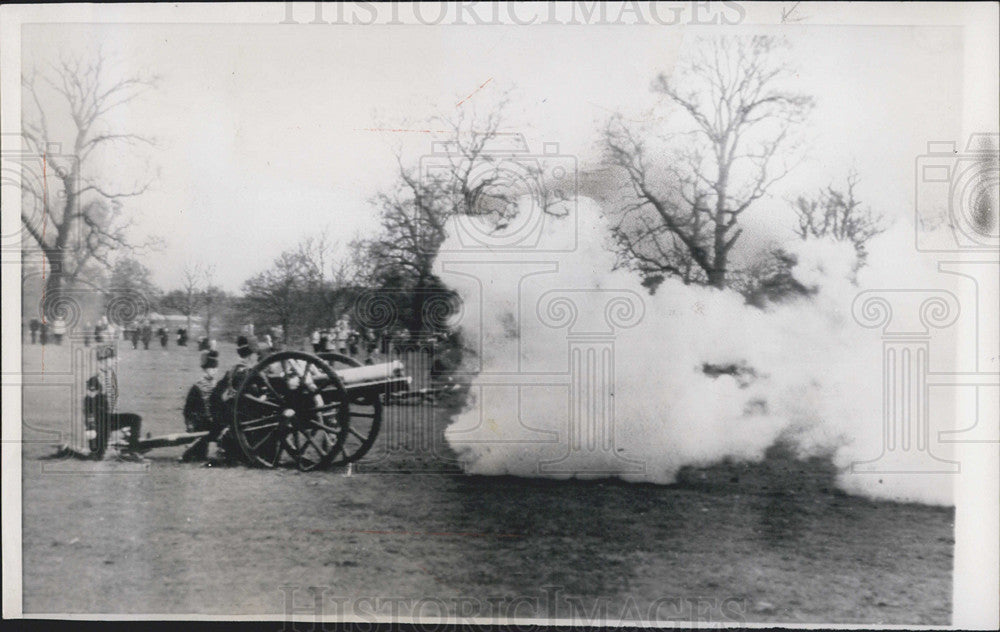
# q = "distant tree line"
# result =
<box><xmin>22</xmin><ymin>38</ymin><xmax>892</xmax><ymax>346</ymax></box>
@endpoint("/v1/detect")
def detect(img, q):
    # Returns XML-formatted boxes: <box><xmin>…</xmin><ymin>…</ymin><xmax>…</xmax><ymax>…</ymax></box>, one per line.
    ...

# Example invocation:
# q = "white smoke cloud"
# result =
<box><xmin>436</xmin><ymin>197</ymin><xmax>958</xmax><ymax>506</ymax></box>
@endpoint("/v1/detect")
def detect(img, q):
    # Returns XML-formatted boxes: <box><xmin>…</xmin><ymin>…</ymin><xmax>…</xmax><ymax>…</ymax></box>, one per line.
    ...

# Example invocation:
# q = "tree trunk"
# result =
<box><xmin>707</xmin><ymin>267</ymin><xmax>726</xmax><ymax>289</ymax></box>
<box><xmin>42</xmin><ymin>249</ymin><xmax>67</xmax><ymax>315</ymax></box>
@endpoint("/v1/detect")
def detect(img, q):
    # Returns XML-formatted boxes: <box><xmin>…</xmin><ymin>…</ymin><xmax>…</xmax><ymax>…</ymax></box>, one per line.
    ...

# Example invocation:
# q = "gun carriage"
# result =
<box><xmin>139</xmin><ymin>350</ymin><xmax>410</xmax><ymax>470</ymax></box>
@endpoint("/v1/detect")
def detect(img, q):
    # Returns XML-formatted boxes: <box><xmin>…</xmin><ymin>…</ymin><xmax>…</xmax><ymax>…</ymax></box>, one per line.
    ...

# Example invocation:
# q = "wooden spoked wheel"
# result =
<box><xmin>317</xmin><ymin>352</ymin><xmax>384</xmax><ymax>466</ymax></box>
<box><xmin>232</xmin><ymin>351</ymin><xmax>349</xmax><ymax>471</ymax></box>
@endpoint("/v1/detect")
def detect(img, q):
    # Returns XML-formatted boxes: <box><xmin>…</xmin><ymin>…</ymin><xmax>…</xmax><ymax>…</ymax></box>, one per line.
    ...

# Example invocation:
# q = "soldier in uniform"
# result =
<box><xmin>200</xmin><ymin>336</ymin><xmax>257</xmax><ymax>464</ymax></box>
<box><xmin>84</xmin><ymin>345</ymin><xmax>144</xmax><ymax>461</ymax></box>
<box><xmin>179</xmin><ymin>349</ymin><xmax>221</xmax><ymax>462</ymax></box>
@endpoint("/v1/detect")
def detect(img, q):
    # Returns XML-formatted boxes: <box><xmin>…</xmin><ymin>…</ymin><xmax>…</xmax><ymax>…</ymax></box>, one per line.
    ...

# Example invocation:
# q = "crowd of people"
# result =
<box><xmin>24</xmin><ymin>316</ymin><xmax>201</xmax><ymax>351</ymax></box>
<box><xmin>123</xmin><ymin>321</ymin><xmax>192</xmax><ymax>350</ymax></box>
<box><xmin>26</xmin><ymin>316</ymin><xmax>117</xmax><ymax>347</ymax></box>
<box><xmin>308</xmin><ymin>321</ymin><xmax>375</xmax><ymax>357</ymax></box>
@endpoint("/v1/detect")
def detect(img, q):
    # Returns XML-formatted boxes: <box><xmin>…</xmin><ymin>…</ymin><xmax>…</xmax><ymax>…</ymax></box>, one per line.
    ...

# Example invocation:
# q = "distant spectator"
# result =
<box><xmin>29</xmin><ymin>318</ymin><xmax>40</xmax><ymax>344</ymax></box>
<box><xmin>140</xmin><ymin>322</ymin><xmax>152</xmax><ymax>350</ymax></box>
<box><xmin>39</xmin><ymin>322</ymin><xmax>49</xmax><ymax>345</ymax></box>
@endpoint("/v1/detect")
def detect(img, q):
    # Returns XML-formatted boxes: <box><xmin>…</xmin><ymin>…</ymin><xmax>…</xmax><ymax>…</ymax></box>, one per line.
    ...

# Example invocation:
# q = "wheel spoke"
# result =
<box><xmin>261</xmin><ymin>376</ymin><xmax>286</xmax><ymax>401</ymax></box>
<box><xmin>305</xmin><ymin>417</ymin><xmax>340</xmax><ymax>433</ymax></box>
<box><xmin>242</xmin><ymin>394</ymin><xmax>280</xmax><ymax>409</ymax></box>
<box><xmin>284</xmin><ymin>359</ymin><xmax>307</xmax><ymax>380</ymax></box>
<box><xmin>307</xmin><ymin>402</ymin><xmax>342</xmax><ymax>415</ymax></box>
<box><xmin>303</xmin><ymin>430</ymin><xmax>327</xmax><ymax>457</ymax></box>
<box><xmin>251</xmin><ymin>428</ymin><xmax>279</xmax><ymax>451</ymax></box>
<box><xmin>348</xmin><ymin>427</ymin><xmax>368</xmax><ymax>442</ymax></box>
<box><xmin>270</xmin><ymin>430</ymin><xmax>286</xmax><ymax>466</ymax></box>
<box><xmin>240</xmin><ymin>414</ymin><xmax>281</xmax><ymax>432</ymax></box>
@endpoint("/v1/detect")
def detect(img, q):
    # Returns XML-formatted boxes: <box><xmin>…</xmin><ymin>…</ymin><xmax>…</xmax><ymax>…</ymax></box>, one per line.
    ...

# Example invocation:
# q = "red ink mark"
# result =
<box><xmin>456</xmin><ymin>77</ymin><xmax>493</xmax><ymax>108</ymax></box>
<box><xmin>41</xmin><ymin>152</ymin><xmax>48</xmax><ymax>371</ymax></box>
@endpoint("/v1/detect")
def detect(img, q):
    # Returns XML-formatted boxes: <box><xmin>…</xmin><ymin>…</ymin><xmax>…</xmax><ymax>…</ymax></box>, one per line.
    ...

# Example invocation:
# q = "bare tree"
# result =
<box><xmin>200</xmin><ymin>266</ymin><xmax>226</xmax><ymax>339</ymax></box>
<box><xmin>792</xmin><ymin>170</ymin><xmax>888</xmax><ymax>260</ymax></box>
<box><xmin>20</xmin><ymin>49</ymin><xmax>158</xmax><ymax>294</ymax></box>
<box><xmin>603</xmin><ymin>35</ymin><xmax>813</xmax><ymax>289</ymax></box>
<box><xmin>160</xmin><ymin>263</ymin><xmax>207</xmax><ymax>331</ymax></box>
<box><xmin>358</xmin><ymin>99</ymin><xmax>560</xmax><ymax>332</ymax></box>
<box><xmin>238</xmin><ymin>235</ymin><xmax>361</xmax><ymax>343</ymax></box>
<box><xmin>240</xmin><ymin>251</ymin><xmax>311</xmax><ymax>342</ymax></box>
<box><xmin>106</xmin><ymin>256</ymin><xmax>159</xmax><ymax>310</ymax></box>
<box><xmin>297</xmin><ymin>230</ymin><xmax>361</xmax><ymax>329</ymax></box>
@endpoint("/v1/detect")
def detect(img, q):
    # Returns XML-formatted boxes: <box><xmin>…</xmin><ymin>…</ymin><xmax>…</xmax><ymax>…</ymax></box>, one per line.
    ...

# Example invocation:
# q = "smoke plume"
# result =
<box><xmin>436</xmin><ymin>197</ymin><xmax>958</xmax><ymax>505</ymax></box>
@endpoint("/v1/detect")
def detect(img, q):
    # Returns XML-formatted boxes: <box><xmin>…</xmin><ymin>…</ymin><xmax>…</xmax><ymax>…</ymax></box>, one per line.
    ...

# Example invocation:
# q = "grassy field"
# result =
<box><xmin>18</xmin><ymin>339</ymin><xmax>953</xmax><ymax>623</ymax></box>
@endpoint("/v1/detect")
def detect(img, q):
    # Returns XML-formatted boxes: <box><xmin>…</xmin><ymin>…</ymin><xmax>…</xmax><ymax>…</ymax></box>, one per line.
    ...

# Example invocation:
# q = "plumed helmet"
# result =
<box><xmin>236</xmin><ymin>335</ymin><xmax>255</xmax><ymax>358</ymax></box>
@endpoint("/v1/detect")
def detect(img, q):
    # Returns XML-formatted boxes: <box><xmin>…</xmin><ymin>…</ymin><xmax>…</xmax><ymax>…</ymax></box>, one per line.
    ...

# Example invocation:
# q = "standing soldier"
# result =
<box><xmin>39</xmin><ymin>321</ymin><xmax>49</xmax><ymax>345</ymax></box>
<box><xmin>29</xmin><ymin>318</ymin><xmax>40</xmax><ymax>344</ymax></box>
<box><xmin>158</xmin><ymin>326</ymin><xmax>169</xmax><ymax>348</ymax></box>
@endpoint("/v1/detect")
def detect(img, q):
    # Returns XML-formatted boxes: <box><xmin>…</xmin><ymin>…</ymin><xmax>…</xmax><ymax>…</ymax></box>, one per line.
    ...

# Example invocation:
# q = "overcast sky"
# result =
<box><xmin>20</xmin><ymin>20</ymin><xmax>971</xmax><ymax>291</ymax></box>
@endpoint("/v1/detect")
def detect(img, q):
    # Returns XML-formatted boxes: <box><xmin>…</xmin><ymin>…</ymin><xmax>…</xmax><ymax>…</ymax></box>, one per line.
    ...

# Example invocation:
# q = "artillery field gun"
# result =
<box><xmin>136</xmin><ymin>351</ymin><xmax>410</xmax><ymax>470</ymax></box>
